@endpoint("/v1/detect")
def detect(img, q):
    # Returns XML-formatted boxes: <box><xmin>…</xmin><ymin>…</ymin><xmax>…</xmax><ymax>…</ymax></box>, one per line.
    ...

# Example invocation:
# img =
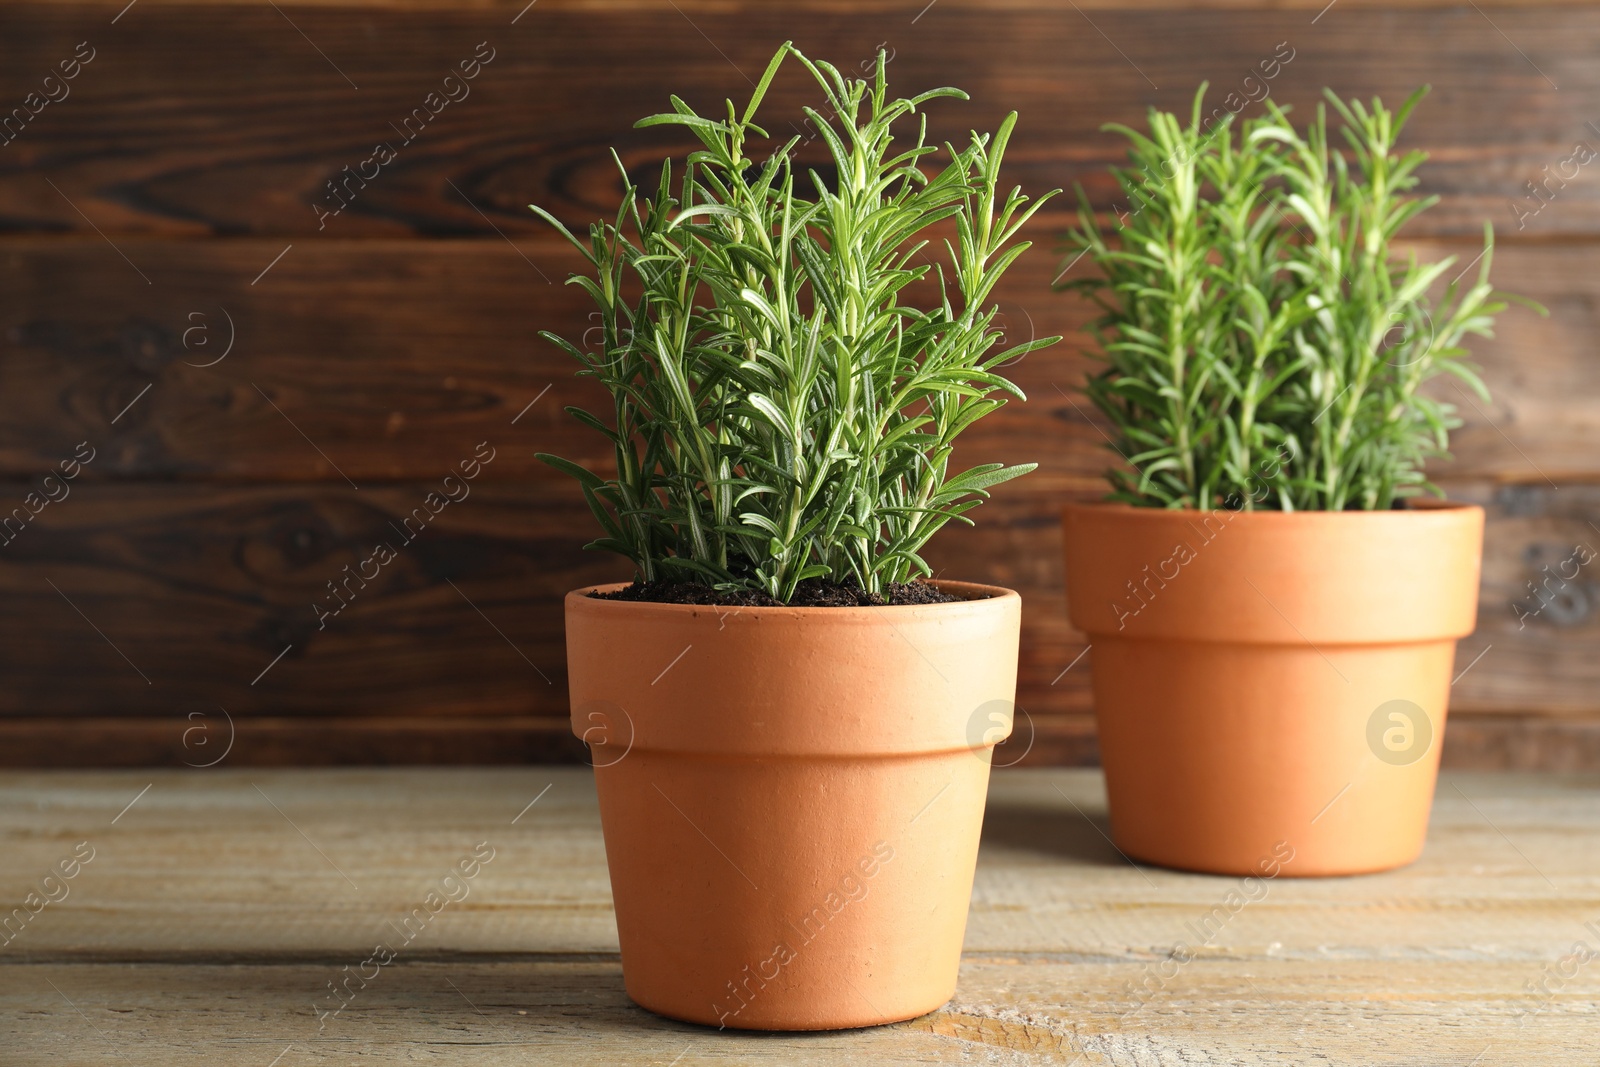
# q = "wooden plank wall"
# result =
<box><xmin>0</xmin><ymin>0</ymin><xmax>1596</xmax><ymax>767</ymax></box>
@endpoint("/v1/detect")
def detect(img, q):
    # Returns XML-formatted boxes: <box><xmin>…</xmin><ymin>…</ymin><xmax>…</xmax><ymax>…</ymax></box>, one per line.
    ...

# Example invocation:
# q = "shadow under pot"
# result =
<box><xmin>564</xmin><ymin>580</ymin><xmax>1020</xmax><ymax>1030</ymax></box>
<box><xmin>1061</xmin><ymin>502</ymin><xmax>1484</xmax><ymax>877</ymax></box>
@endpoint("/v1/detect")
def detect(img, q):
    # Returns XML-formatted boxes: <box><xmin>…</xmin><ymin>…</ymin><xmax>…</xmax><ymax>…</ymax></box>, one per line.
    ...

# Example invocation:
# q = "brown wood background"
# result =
<box><xmin>1</xmin><ymin>0</ymin><xmax>1596</xmax><ymax>768</ymax></box>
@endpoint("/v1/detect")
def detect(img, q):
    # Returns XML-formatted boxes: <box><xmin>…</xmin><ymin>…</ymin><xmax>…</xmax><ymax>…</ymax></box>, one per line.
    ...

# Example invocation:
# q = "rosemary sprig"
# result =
<box><xmin>1059</xmin><ymin>85</ymin><xmax>1535</xmax><ymax>511</ymax></box>
<box><xmin>535</xmin><ymin>43</ymin><xmax>1058</xmax><ymax>600</ymax></box>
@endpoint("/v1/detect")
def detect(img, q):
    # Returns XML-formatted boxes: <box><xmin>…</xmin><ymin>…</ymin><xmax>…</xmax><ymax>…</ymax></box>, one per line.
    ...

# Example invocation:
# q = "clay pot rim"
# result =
<box><xmin>1064</xmin><ymin>499</ymin><xmax>1483</xmax><ymax>522</ymax></box>
<box><xmin>565</xmin><ymin>577</ymin><xmax>1018</xmax><ymax>619</ymax></box>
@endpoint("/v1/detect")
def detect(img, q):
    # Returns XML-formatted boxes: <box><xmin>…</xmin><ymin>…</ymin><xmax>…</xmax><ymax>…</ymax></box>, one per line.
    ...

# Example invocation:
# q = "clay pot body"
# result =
<box><xmin>1062</xmin><ymin>503</ymin><xmax>1484</xmax><ymax>877</ymax></box>
<box><xmin>565</xmin><ymin>580</ymin><xmax>1020</xmax><ymax>1030</ymax></box>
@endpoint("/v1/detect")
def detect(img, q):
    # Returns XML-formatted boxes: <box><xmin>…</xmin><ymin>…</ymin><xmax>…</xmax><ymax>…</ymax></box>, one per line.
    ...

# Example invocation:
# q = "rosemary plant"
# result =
<box><xmin>534</xmin><ymin>43</ymin><xmax>1058</xmax><ymax>601</ymax></box>
<box><xmin>1059</xmin><ymin>86</ymin><xmax>1528</xmax><ymax>511</ymax></box>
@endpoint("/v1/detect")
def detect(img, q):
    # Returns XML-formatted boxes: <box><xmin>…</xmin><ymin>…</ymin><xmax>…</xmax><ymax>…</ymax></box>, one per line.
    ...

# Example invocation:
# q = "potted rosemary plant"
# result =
<box><xmin>1056</xmin><ymin>87</ymin><xmax>1527</xmax><ymax>876</ymax></box>
<box><xmin>535</xmin><ymin>44</ymin><xmax>1057</xmax><ymax>1028</ymax></box>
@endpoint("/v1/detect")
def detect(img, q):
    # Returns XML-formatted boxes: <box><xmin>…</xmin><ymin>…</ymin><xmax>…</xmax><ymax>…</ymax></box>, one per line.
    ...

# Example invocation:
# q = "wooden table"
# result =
<box><xmin>2</xmin><ymin>768</ymin><xmax>1595</xmax><ymax>1065</ymax></box>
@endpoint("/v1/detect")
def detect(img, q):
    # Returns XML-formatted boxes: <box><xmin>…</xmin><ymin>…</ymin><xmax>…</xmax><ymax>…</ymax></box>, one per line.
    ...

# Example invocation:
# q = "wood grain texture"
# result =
<box><xmin>2</xmin><ymin>959</ymin><xmax>1595</xmax><ymax>1065</ymax></box>
<box><xmin>1</xmin><ymin>0</ymin><xmax>1597</xmax><ymax>767</ymax></box>
<box><xmin>0</xmin><ymin>4</ymin><xmax>1597</xmax><ymax>239</ymax></box>
<box><xmin>0</xmin><ymin>239</ymin><xmax>1587</xmax><ymax>484</ymax></box>
<box><xmin>0</xmin><ymin>480</ymin><xmax>608</xmax><ymax>721</ymax></box>
<box><xmin>9</xmin><ymin>711</ymin><xmax>1600</xmax><ymax>771</ymax></box>
<box><xmin>25</xmin><ymin>0</ymin><xmax>1600</xmax><ymax>10</ymax></box>
<box><xmin>1442</xmin><ymin>714</ymin><xmax>1600</xmax><ymax>771</ymax></box>
<box><xmin>0</xmin><ymin>479</ymin><xmax>1595</xmax><ymax>765</ymax></box>
<box><xmin>0</xmin><ymin>768</ymin><xmax>1596</xmax><ymax>1064</ymax></box>
<box><xmin>0</xmin><ymin>716</ymin><xmax>587</xmax><ymax>767</ymax></box>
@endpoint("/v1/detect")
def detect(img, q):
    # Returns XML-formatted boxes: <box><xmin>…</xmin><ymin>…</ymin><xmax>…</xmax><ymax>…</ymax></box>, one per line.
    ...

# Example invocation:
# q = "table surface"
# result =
<box><xmin>1</xmin><ymin>768</ymin><xmax>1596</xmax><ymax>1065</ymax></box>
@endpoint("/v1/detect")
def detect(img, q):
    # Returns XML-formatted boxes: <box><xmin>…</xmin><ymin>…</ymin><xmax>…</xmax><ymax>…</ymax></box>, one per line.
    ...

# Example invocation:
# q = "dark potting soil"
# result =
<box><xmin>590</xmin><ymin>578</ymin><xmax>964</xmax><ymax>608</ymax></box>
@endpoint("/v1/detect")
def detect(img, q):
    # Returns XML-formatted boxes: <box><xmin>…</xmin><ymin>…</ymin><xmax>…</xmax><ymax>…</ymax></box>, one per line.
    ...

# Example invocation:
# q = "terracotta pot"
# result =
<box><xmin>565</xmin><ymin>579</ymin><xmax>1020</xmax><ymax>1030</ymax></box>
<box><xmin>1062</xmin><ymin>502</ymin><xmax>1484</xmax><ymax>877</ymax></box>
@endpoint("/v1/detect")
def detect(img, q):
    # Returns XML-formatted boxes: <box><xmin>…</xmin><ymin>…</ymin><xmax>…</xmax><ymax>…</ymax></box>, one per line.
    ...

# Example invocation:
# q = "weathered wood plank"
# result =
<box><xmin>23</xmin><ymin>0</ymin><xmax>1600</xmax><ymax>10</ymax></box>
<box><xmin>1443</xmin><ymin>714</ymin><xmax>1600</xmax><ymax>771</ymax></box>
<box><xmin>7</xmin><ymin>710</ymin><xmax>1600</xmax><ymax>769</ymax></box>
<box><xmin>3</xmin><ymin>768</ymin><xmax>1596</xmax><ymax>957</ymax></box>
<box><xmin>0</xmin><ymin>239</ymin><xmax>593</xmax><ymax>483</ymax></box>
<box><xmin>1446</xmin><ymin>483</ymin><xmax>1600</xmax><ymax>715</ymax></box>
<box><xmin>0</xmin><ymin>716</ymin><xmax>585</xmax><ymax>767</ymax></box>
<box><xmin>1</xmin><ymin>957</ymin><xmax>1594</xmax><ymax>1064</ymax></box>
<box><xmin>0</xmin><ymin>768</ymin><xmax>1595</xmax><ymax>1064</ymax></box>
<box><xmin>0</xmin><ymin>479</ymin><xmax>1597</xmax><ymax>766</ymax></box>
<box><xmin>0</xmin><ymin>480</ymin><xmax>612</xmax><ymax>721</ymax></box>
<box><xmin>0</xmin><ymin>239</ymin><xmax>1584</xmax><ymax>484</ymax></box>
<box><xmin>0</xmin><ymin>767</ymin><xmax>1593</xmax><ymax>959</ymax></box>
<box><xmin>1</xmin><ymin>1</ymin><xmax>1596</xmax><ymax>770</ymax></box>
<box><xmin>1</xmin><ymin>4</ymin><xmax>1597</xmax><ymax>239</ymax></box>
